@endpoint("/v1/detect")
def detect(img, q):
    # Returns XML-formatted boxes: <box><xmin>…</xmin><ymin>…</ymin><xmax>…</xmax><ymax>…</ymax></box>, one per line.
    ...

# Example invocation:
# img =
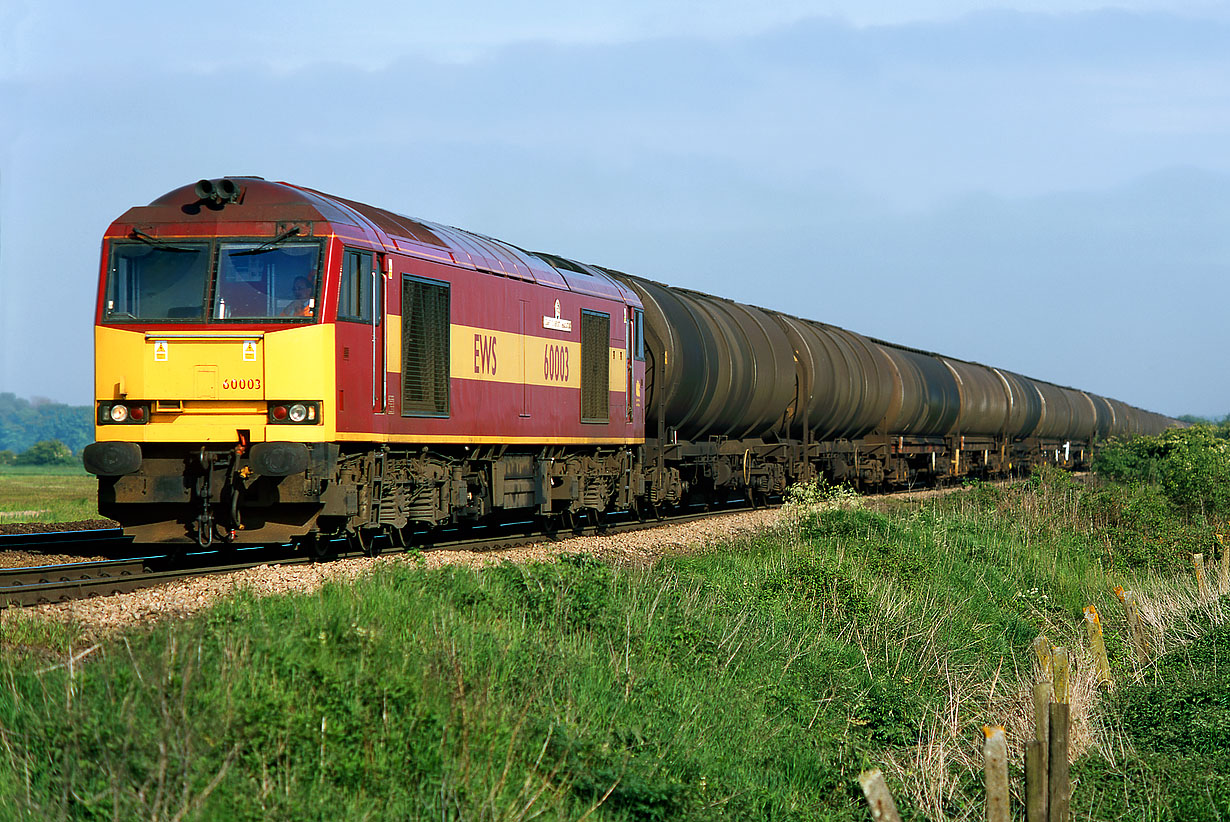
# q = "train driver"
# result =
<box><xmin>282</xmin><ymin>276</ymin><xmax>315</xmax><ymax>317</ymax></box>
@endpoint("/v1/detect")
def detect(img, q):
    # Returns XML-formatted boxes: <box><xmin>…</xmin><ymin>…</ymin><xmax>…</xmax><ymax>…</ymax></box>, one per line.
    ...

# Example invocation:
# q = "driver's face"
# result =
<box><xmin>293</xmin><ymin>279</ymin><xmax>312</xmax><ymax>298</ymax></box>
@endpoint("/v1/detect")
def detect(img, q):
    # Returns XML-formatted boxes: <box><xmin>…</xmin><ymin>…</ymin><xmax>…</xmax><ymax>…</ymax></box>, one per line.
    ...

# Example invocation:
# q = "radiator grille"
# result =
<box><xmin>581</xmin><ymin>310</ymin><xmax>609</xmax><ymax>423</ymax></box>
<box><xmin>401</xmin><ymin>278</ymin><xmax>450</xmax><ymax>416</ymax></box>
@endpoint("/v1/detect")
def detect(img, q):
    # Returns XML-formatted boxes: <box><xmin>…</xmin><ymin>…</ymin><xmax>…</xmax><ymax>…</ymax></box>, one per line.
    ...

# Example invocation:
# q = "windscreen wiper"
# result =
<box><xmin>131</xmin><ymin>229</ymin><xmax>200</xmax><ymax>252</ymax></box>
<box><xmin>234</xmin><ymin>226</ymin><xmax>301</xmax><ymax>256</ymax></box>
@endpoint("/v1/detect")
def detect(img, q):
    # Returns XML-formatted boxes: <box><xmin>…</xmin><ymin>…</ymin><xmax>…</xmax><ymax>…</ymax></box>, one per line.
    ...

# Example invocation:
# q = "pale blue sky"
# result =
<box><xmin>2</xmin><ymin>1</ymin><xmax>1228</xmax><ymax>416</ymax></box>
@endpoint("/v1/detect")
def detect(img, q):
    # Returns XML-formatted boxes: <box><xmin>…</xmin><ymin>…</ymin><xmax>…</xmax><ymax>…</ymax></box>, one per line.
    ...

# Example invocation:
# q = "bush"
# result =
<box><xmin>1095</xmin><ymin>423</ymin><xmax>1230</xmax><ymax>521</ymax></box>
<box><xmin>14</xmin><ymin>439</ymin><xmax>74</xmax><ymax>466</ymax></box>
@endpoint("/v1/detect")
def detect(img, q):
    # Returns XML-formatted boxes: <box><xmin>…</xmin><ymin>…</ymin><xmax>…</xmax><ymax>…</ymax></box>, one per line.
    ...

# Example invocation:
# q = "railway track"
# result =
<box><xmin>0</xmin><ymin>527</ymin><xmax>131</xmax><ymax>555</ymax></box>
<box><xmin>0</xmin><ymin>502</ymin><xmax>755</xmax><ymax>609</ymax></box>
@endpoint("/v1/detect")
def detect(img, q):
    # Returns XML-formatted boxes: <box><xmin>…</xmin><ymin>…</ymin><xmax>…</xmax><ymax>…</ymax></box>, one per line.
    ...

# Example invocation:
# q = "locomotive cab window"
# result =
<box><xmin>633</xmin><ymin>308</ymin><xmax>645</xmax><ymax>361</ymax></box>
<box><xmin>212</xmin><ymin>242</ymin><xmax>321</xmax><ymax>321</ymax></box>
<box><xmin>339</xmin><ymin>249</ymin><xmax>379</xmax><ymax>324</ymax></box>
<box><xmin>105</xmin><ymin>241</ymin><xmax>211</xmax><ymax>322</ymax></box>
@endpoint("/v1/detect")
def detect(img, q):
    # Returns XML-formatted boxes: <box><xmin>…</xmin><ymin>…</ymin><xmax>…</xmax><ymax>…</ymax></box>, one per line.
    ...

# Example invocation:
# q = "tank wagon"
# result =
<box><xmin>83</xmin><ymin>177</ymin><xmax>1178</xmax><ymax>549</ymax></box>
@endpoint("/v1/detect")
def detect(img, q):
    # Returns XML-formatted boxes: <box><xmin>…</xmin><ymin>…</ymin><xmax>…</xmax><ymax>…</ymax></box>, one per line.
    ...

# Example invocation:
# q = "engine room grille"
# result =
<box><xmin>580</xmin><ymin>310</ymin><xmax>610</xmax><ymax>423</ymax></box>
<box><xmin>401</xmin><ymin>277</ymin><xmax>450</xmax><ymax>417</ymax></box>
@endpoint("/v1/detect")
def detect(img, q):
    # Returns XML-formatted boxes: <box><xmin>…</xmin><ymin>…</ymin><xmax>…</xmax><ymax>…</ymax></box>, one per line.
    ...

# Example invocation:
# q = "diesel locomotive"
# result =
<box><xmin>83</xmin><ymin>177</ymin><xmax>1178</xmax><ymax>549</ymax></box>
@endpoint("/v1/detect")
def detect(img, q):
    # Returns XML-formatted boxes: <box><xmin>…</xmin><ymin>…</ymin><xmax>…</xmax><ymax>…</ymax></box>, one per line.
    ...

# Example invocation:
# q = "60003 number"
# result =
<box><xmin>544</xmin><ymin>345</ymin><xmax>570</xmax><ymax>382</ymax></box>
<box><xmin>222</xmin><ymin>378</ymin><xmax>261</xmax><ymax>390</ymax></box>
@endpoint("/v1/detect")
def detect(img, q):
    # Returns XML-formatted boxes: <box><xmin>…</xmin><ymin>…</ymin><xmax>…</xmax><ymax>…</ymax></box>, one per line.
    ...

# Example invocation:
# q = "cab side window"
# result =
<box><xmin>633</xmin><ymin>308</ymin><xmax>645</xmax><ymax>361</ymax></box>
<box><xmin>339</xmin><ymin>249</ymin><xmax>375</xmax><ymax>323</ymax></box>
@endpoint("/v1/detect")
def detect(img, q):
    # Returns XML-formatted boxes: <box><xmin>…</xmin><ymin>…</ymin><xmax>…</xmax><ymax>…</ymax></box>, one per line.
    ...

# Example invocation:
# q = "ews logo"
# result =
<box><xmin>473</xmin><ymin>334</ymin><xmax>498</xmax><ymax>376</ymax></box>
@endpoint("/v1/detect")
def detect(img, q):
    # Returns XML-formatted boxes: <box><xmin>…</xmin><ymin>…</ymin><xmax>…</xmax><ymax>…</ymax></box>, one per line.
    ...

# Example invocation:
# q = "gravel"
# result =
<box><xmin>0</xmin><ymin>519</ymin><xmax>119</xmax><ymax>536</ymax></box>
<box><xmin>0</xmin><ymin>551</ymin><xmax>110</xmax><ymax>568</ymax></box>
<box><xmin>2</xmin><ymin>508</ymin><xmax>785</xmax><ymax>639</ymax></box>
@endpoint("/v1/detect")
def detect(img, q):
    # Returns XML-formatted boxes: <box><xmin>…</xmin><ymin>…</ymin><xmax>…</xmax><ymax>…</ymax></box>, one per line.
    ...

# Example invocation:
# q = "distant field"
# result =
<box><xmin>0</xmin><ymin>465</ymin><xmax>99</xmax><ymax>523</ymax></box>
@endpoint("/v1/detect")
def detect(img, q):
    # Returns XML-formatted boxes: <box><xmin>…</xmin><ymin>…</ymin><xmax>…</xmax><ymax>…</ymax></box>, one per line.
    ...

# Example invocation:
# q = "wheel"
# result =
<box><xmin>347</xmin><ymin>528</ymin><xmax>382</xmax><ymax>558</ymax></box>
<box><xmin>303</xmin><ymin>532</ymin><xmax>334</xmax><ymax>560</ymax></box>
<box><xmin>384</xmin><ymin>524</ymin><xmax>406</xmax><ymax>550</ymax></box>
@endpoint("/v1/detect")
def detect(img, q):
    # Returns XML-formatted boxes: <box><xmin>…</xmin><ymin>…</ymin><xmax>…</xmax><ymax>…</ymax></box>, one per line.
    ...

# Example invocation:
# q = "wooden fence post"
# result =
<box><xmin>858</xmin><ymin>769</ymin><xmax>902</xmax><ymax>822</ymax></box>
<box><xmin>1051</xmin><ymin>647</ymin><xmax>1070</xmax><ymax>705</ymax></box>
<box><xmin>1123</xmin><ymin>592</ymin><xmax>1149</xmax><ymax>662</ymax></box>
<box><xmin>1047</xmin><ymin>702</ymin><xmax>1070</xmax><ymax>822</ymax></box>
<box><xmin>1083</xmin><ymin>605</ymin><xmax>1113</xmax><ymax>688</ymax></box>
<box><xmin>983</xmin><ymin>726</ymin><xmax>1009</xmax><ymax>822</ymax></box>
<box><xmin>1193</xmin><ymin>553</ymin><xmax>1209</xmax><ymax>598</ymax></box>
<box><xmin>1032</xmin><ymin>635</ymin><xmax>1052</xmax><ymax>678</ymax></box>
<box><xmin>1025</xmin><ymin>740</ymin><xmax>1047</xmax><ymax>822</ymax></box>
<box><xmin>1219</xmin><ymin>532</ymin><xmax>1230</xmax><ymax>591</ymax></box>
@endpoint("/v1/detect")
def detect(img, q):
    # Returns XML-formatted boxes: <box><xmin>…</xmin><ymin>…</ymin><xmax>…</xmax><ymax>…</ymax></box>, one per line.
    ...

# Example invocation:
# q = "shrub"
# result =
<box><xmin>1095</xmin><ymin>423</ymin><xmax>1230</xmax><ymax>521</ymax></box>
<box><xmin>14</xmin><ymin>439</ymin><xmax>74</xmax><ymax>466</ymax></box>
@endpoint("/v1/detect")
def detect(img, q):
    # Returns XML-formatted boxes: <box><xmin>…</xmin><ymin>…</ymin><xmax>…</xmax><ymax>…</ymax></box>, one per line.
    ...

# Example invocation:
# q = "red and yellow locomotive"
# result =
<box><xmin>85</xmin><ymin>177</ymin><xmax>646</xmax><ymax>548</ymax></box>
<box><xmin>85</xmin><ymin>176</ymin><xmax>1179</xmax><ymax>550</ymax></box>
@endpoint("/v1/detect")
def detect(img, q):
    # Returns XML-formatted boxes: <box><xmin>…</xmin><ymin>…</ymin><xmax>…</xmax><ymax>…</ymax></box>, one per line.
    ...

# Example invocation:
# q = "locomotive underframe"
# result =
<box><xmin>96</xmin><ymin>431</ymin><xmax>1092</xmax><ymax>546</ymax></box>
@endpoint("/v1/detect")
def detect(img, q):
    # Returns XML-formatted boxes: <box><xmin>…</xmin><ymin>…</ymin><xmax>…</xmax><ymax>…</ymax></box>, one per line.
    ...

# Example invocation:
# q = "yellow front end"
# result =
<box><xmin>95</xmin><ymin>325</ymin><xmax>336</xmax><ymax>443</ymax></box>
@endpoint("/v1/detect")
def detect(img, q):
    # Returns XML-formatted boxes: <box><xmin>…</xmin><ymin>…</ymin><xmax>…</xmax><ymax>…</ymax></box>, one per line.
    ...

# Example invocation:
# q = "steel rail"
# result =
<box><xmin>0</xmin><ymin>501</ymin><xmax>768</xmax><ymax>609</ymax></box>
<box><xmin>0</xmin><ymin>528</ymin><xmax>130</xmax><ymax>553</ymax></box>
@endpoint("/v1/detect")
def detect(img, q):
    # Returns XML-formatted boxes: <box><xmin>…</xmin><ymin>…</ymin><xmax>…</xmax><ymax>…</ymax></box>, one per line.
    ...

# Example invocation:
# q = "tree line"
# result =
<box><xmin>0</xmin><ymin>393</ymin><xmax>93</xmax><ymax>464</ymax></box>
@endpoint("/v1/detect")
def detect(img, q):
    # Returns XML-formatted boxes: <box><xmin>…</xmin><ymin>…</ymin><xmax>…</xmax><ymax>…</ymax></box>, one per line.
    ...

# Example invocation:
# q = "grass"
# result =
<box><xmin>1073</xmin><ymin>618</ymin><xmax>1230</xmax><ymax>820</ymax></box>
<box><xmin>0</xmin><ymin>464</ymin><xmax>99</xmax><ymax>524</ymax></box>
<box><xmin>0</xmin><ymin>469</ymin><xmax>1226</xmax><ymax>820</ymax></box>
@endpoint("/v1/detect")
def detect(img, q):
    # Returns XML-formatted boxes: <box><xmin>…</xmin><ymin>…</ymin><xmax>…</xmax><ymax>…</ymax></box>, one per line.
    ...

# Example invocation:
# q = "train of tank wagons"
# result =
<box><xmin>81</xmin><ymin>177</ymin><xmax>1179</xmax><ymax>550</ymax></box>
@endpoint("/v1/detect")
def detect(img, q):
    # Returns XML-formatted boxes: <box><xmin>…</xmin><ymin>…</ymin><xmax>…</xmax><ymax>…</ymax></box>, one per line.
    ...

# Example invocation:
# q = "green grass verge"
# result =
<box><xmin>1073</xmin><ymin>617</ymin><xmax>1230</xmax><ymax>821</ymax></box>
<box><xmin>0</xmin><ymin>465</ymin><xmax>99</xmax><ymax>524</ymax></box>
<box><xmin>0</xmin><ymin>469</ymin><xmax>1223</xmax><ymax>820</ymax></box>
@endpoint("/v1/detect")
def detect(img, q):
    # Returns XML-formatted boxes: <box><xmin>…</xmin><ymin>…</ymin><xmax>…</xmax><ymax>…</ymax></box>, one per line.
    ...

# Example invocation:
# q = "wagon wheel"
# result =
<box><xmin>384</xmin><ymin>524</ymin><xmax>406</xmax><ymax>550</ymax></box>
<box><xmin>630</xmin><ymin>497</ymin><xmax>646</xmax><ymax>523</ymax></box>
<box><xmin>303</xmin><ymin>532</ymin><xmax>335</xmax><ymax>561</ymax></box>
<box><xmin>591</xmin><ymin>508</ymin><xmax>608</xmax><ymax>535</ymax></box>
<box><xmin>348</xmin><ymin>527</ymin><xmax>382</xmax><ymax>558</ymax></box>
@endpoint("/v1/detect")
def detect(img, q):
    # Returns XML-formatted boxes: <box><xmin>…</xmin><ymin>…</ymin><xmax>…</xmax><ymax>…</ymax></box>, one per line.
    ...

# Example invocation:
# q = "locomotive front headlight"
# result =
<box><xmin>109</xmin><ymin>404</ymin><xmax>129</xmax><ymax>423</ymax></box>
<box><xmin>287</xmin><ymin>403</ymin><xmax>309</xmax><ymax>423</ymax></box>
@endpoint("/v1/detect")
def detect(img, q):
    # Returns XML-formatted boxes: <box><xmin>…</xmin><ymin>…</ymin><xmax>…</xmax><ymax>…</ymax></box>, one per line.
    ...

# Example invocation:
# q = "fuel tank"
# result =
<box><xmin>940</xmin><ymin>358</ymin><xmax>1011</xmax><ymax>436</ymax></box>
<box><xmin>992</xmin><ymin>369</ymin><xmax>1043</xmax><ymax>439</ymax></box>
<box><xmin>873</xmin><ymin>342</ymin><xmax>961</xmax><ymax>436</ymax></box>
<box><xmin>618</xmin><ymin>276</ymin><xmax>795</xmax><ymax>440</ymax></box>
<box><xmin>773</xmin><ymin>315</ymin><xmax>893</xmax><ymax>441</ymax></box>
<box><xmin>1033</xmin><ymin>380</ymin><xmax>1098</xmax><ymax>441</ymax></box>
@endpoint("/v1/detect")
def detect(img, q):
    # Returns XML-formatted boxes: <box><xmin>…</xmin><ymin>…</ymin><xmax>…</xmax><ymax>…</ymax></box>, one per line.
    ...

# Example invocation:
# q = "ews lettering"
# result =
<box><xmin>473</xmin><ymin>334</ymin><xmax>498</xmax><ymax>375</ymax></box>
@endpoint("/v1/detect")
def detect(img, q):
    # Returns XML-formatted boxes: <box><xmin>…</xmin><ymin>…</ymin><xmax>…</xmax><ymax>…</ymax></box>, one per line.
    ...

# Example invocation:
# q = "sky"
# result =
<box><xmin>2</xmin><ymin>0</ymin><xmax>1228</xmax><ymax>417</ymax></box>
